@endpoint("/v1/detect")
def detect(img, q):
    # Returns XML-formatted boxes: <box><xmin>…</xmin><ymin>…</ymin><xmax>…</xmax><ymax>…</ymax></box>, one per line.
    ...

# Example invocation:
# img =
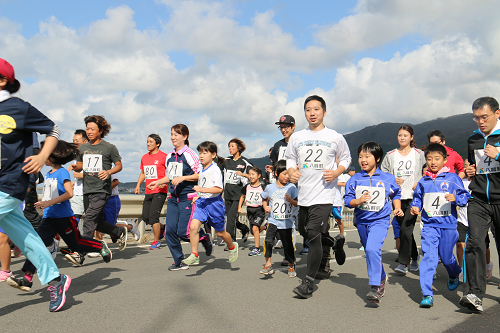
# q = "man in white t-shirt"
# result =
<box><xmin>69</xmin><ymin>129</ymin><xmax>88</xmax><ymax>221</ymax></box>
<box><xmin>286</xmin><ymin>95</ymin><xmax>352</xmax><ymax>298</ymax></box>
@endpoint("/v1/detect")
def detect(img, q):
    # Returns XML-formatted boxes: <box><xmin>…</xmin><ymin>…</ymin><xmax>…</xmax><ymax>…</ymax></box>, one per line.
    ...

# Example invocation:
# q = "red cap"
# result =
<box><xmin>0</xmin><ymin>58</ymin><xmax>18</xmax><ymax>84</ymax></box>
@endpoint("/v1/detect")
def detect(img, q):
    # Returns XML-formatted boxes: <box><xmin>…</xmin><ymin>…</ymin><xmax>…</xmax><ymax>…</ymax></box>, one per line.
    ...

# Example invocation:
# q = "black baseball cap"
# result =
<box><xmin>275</xmin><ymin>115</ymin><xmax>295</xmax><ymax>125</ymax></box>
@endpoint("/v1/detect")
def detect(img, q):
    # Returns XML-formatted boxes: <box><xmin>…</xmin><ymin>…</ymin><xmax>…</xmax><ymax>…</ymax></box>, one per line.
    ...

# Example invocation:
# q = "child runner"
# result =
<box><xmin>8</xmin><ymin>140</ymin><xmax>112</xmax><ymax>291</ymax></box>
<box><xmin>0</xmin><ymin>58</ymin><xmax>70</xmax><ymax>312</ymax></box>
<box><xmin>344</xmin><ymin>142</ymin><xmax>403</xmax><ymax>303</ymax></box>
<box><xmin>182</xmin><ymin>141</ymin><xmax>238</xmax><ymax>265</ymax></box>
<box><xmin>238</xmin><ymin>166</ymin><xmax>267</xmax><ymax>256</ymax></box>
<box><xmin>410</xmin><ymin>143</ymin><xmax>469</xmax><ymax>308</ymax></box>
<box><xmin>0</xmin><ymin>228</ymin><xmax>12</xmax><ymax>281</ymax></box>
<box><xmin>260</xmin><ymin>160</ymin><xmax>298</xmax><ymax>277</ymax></box>
<box><xmin>135</xmin><ymin>134</ymin><xmax>169</xmax><ymax>250</ymax></box>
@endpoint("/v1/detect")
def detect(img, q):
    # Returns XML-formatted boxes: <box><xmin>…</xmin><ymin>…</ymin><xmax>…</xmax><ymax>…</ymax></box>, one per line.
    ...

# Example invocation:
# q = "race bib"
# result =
<box><xmin>246</xmin><ymin>189</ymin><xmax>262</xmax><ymax>206</ymax></box>
<box><xmin>475</xmin><ymin>149</ymin><xmax>500</xmax><ymax>174</ymax></box>
<box><xmin>278</xmin><ymin>146</ymin><xmax>287</xmax><ymax>161</ymax></box>
<box><xmin>167</xmin><ymin>162</ymin><xmax>182</xmax><ymax>180</ymax></box>
<box><xmin>269</xmin><ymin>173</ymin><xmax>276</xmax><ymax>184</ymax></box>
<box><xmin>144</xmin><ymin>165</ymin><xmax>158</xmax><ymax>180</ymax></box>
<box><xmin>271</xmin><ymin>199</ymin><xmax>293</xmax><ymax>220</ymax></box>
<box><xmin>423</xmin><ymin>193</ymin><xmax>451</xmax><ymax>217</ymax></box>
<box><xmin>198</xmin><ymin>172</ymin><xmax>212</xmax><ymax>189</ymax></box>
<box><xmin>225</xmin><ymin>170</ymin><xmax>240</xmax><ymax>184</ymax></box>
<box><xmin>355</xmin><ymin>186</ymin><xmax>385</xmax><ymax>212</ymax></box>
<box><xmin>41</xmin><ymin>179</ymin><xmax>59</xmax><ymax>202</ymax></box>
<box><xmin>299</xmin><ymin>146</ymin><xmax>327</xmax><ymax>170</ymax></box>
<box><xmin>83</xmin><ymin>154</ymin><xmax>102</xmax><ymax>173</ymax></box>
<box><xmin>394</xmin><ymin>158</ymin><xmax>414</xmax><ymax>177</ymax></box>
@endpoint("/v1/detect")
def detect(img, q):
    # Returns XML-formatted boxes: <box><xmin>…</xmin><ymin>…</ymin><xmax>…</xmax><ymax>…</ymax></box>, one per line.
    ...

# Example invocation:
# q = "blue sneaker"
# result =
<box><xmin>420</xmin><ymin>295</ymin><xmax>433</xmax><ymax>308</ymax></box>
<box><xmin>248</xmin><ymin>248</ymin><xmax>261</xmax><ymax>256</ymax></box>
<box><xmin>48</xmin><ymin>274</ymin><xmax>71</xmax><ymax>312</ymax></box>
<box><xmin>149</xmin><ymin>241</ymin><xmax>161</xmax><ymax>250</ymax></box>
<box><xmin>448</xmin><ymin>276</ymin><xmax>459</xmax><ymax>291</ymax></box>
<box><xmin>201</xmin><ymin>235</ymin><xmax>213</xmax><ymax>256</ymax></box>
<box><xmin>168</xmin><ymin>262</ymin><xmax>189</xmax><ymax>271</ymax></box>
<box><xmin>299</xmin><ymin>247</ymin><xmax>309</xmax><ymax>255</ymax></box>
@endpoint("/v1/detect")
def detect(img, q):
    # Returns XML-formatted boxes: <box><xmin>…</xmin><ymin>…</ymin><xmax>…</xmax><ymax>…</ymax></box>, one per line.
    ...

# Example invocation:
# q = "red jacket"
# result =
<box><xmin>444</xmin><ymin>146</ymin><xmax>464</xmax><ymax>174</ymax></box>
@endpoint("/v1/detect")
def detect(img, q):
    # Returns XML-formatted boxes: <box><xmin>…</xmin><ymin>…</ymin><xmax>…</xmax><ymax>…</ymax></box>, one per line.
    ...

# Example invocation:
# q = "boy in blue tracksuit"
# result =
<box><xmin>344</xmin><ymin>142</ymin><xmax>403</xmax><ymax>303</ymax></box>
<box><xmin>410</xmin><ymin>143</ymin><xmax>470</xmax><ymax>308</ymax></box>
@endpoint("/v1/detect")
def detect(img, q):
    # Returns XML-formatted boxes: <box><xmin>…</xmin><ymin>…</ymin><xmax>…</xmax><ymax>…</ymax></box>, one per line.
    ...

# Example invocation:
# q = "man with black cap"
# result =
<box><xmin>269</xmin><ymin>115</ymin><xmax>296</xmax><ymax>165</ymax></box>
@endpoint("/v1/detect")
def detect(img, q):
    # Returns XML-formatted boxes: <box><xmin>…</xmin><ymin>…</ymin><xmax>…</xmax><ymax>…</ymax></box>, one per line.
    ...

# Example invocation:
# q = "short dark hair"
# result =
<box><xmin>172</xmin><ymin>124</ymin><xmax>189</xmax><ymax>146</ymax></box>
<box><xmin>74</xmin><ymin>129</ymin><xmax>89</xmax><ymax>142</ymax></box>
<box><xmin>304</xmin><ymin>95</ymin><xmax>326</xmax><ymax>111</ymax></box>
<box><xmin>148</xmin><ymin>134</ymin><xmax>162</xmax><ymax>148</ymax></box>
<box><xmin>197</xmin><ymin>141</ymin><xmax>225</xmax><ymax>165</ymax></box>
<box><xmin>249</xmin><ymin>166</ymin><xmax>262</xmax><ymax>177</ymax></box>
<box><xmin>357</xmin><ymin>141</ymin><xmax>383</xmax><ymax>165</ymax></box>
<box><xmin>424</xmin><ymin>143</ymin><xmax>447</xmax><ymax>158</ymax></box>
<box><xmin>472</xmin><ymin>97</ymin><xmax>499</xmax><ymax>112</ymax></box>
<box><xmin>84</xmin><ymin>115</ymin><xmax>111</xmax><ymax>138</ymax></box>
<box><xmin>273</xmin><ymin>160</ymin><xmax>287</xmax><ymax>177</ymax></box>
<box><xmin>427</xmin><ymin>129</ymin><xmax>445</xmax><ymax>142</ymax></box>
<box><xmin>41</xmin><ymin>140</ymin><xmax>80</xmax><ymax>165</ymax></box>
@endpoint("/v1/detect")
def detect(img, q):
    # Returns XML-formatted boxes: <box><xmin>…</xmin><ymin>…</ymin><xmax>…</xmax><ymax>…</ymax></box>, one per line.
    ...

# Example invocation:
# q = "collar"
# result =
<box><xmin>360</xmin><ymin>168</ymin><xmax>381</xmax><ymax>177</ymax></box>
<box><xmin>202</xmin><ymin>162</ymin><xmax>214</xmax><ymax>172</ymax></box>
<box><xmin>171</xmin><ymin>145</ymin><xmax>188</xmax><ymax>155</ymax></box>
<box><xmin>425</xmin><ymin>166</ymin><xmax>450</xmax><ymax>179</ymax></box>
<box><xmin>476</xmin><ymin>119</ymin><xmax>500</xmax><ymax>138</ymax></box>
<box><xmin>0</xmin><ymin>90</ymin><xmax>10</xmax><ymax>103</ymax></box>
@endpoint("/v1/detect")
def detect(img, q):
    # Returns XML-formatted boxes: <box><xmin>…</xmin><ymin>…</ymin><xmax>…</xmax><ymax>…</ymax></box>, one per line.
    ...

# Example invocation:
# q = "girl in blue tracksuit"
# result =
<box><xmin>345</xmin><ymin>142</ymin><xmax>403</xmax><ymax>303</ymax></box>
<box><xmin>410</xmin><ymin>143</ymin><xmax>470</xmax><ymax>308</ymax></box>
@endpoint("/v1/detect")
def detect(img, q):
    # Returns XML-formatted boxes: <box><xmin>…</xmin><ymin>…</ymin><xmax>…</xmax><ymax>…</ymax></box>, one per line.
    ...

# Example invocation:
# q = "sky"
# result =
<box><xmin>1</xmin><ymin>0</ymin><xmax>500</xmax><ymax>181</ymax></box>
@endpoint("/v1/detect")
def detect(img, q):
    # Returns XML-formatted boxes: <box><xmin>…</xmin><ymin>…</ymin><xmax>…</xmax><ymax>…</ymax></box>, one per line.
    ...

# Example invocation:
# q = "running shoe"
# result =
<box><xmin>118</xmin><ymin>226</ymin><xmax>127</xmax><ymax>251</ymax></box>
<box><xmin>48</xmin><ymin>274</ymin><xmax>71</xmax><ymax>312</ymax></box>
<box><xmin>260</xmin><ymin>264</ymin><xmax>274</xmax><ymax>275</ymax></box>
<box><xmin>299</xmin><ymin>247</ymin><xmax>309</xmax><ymax>255</ymax></box>
<box><xmin>315</xmin><ymin>266</ymin><xmax>331</xmax><ymax>280</ymax></box>
<box><xmin>248</xmin><ymin>248</ymin><xmax>261</xmax><ymax>256</ymax></box>
<box><xmin>293</xmin><ymin>277</ymin><xmax>314</xmax><ymax>299</ymax></box>
<box><xmin>100</xmin><ymin>241</ymin><xmax>112</xmax><ymax>263</ymax></box>
<box><xmin>59</xmin><ymin>247</ymin><xmax>72</xmax><ymax>255</ymax></box>
<box><xmin>0</xmin><ymin>270</ymin><xmax>13</xmax><ymax>282</ymax></box>
<box><xmin>87</xmin><ymin>252</ymin><xmax>101</xmax><ymax>258</ymax></box>
<box><xmin>333</xmin><ymin>234</ymin><xmax>346</xmax><ymax>265</ymax></box>
<box><xmin>168</xmin><ymin>262</ymin><xmax>189</xmax><ymax>271</ymax></box>
<box><xmin>65</xmin><ymin>252</ymin><xmax>85</xmax><ymax>267</ymax></box>
<box><xmin>274</xmin><ymin>240</ymin><xmax>283</xmax><ymax>249</ymax></box>
<box><xmin>379</xmin><ymin>276</ymin><xmax>387</xmax><ymax>297</ymax></box>
<box><xmin>223</xmin><ymin>246</ymin><xmax>229</xmax><ymax>251</ymax></box>
<box><xmin>242</xmin><ymin>230</ymin><xmax>249</xmax><ymax>243</ymax></box>
<box><xmin>7</xmin><ymin>276</ymin><xmax>32</xmax><ymax>292</ymax></box>
<box><xmin>420</xmin><ymin>296</ymin><xmax>434</xmax><ymax>308</ymax></box>
<box><xmin>459</xmin><ymin>294</ymin><xmax>483</xmax><ymax>312</ymax></box>
<box><xmin>11</xmin><ymin>245</ymin><xmax>21</xmax><ymax>258</ymax></box>
<box><xmin>288</xmin><ymin>264</ymin><xmax>297</xmax><ymax>278</ymax></box>
<box><xmin>395</xmin><ymin>264</ymin><xmax>407</xmax><ymax>275</ymax></box>
<box><xmin>201</xmin><ymin>236</ymin><xmax>213</xmax><ymax>256</ymax></box>
<box><xmin>182</xmin><ymin>254</ymin><xmax>200</xmax><ymax>266</ymax></box>
<box><xmin>149</xmin><ymin>240</ymin><xmax>161</xmax><ymax>250</ymax></box>
<box><xmin>410</xmin><ymin>256</ymin><xmax>420</xmax><ymax>272</ymax></box>
<box><xmin>487</xmin><ymin>262</ymin><xmax>494</xmax><ymax>280</ymax></box>
<box><xmin>228</xmin><ymin>243</ymin><xmax>239</xmax><ymax>263</ymax></box>
<box><xmin>47</xmin><ymin>239</ymin><xmax>59</xmax><ymax>260</ymax></box>
<box><xmin>448</xmin><ymin>276</ymin><xmax>459</xmax><ymax>291</ymax></box>
<box><xmin>129</xmin><ymin>221</ymin><xmax>140</xmax><ymax>241</ymax></box>
<box><xmin>366</xmin><ymin>286</ymin><xmax>382</xmax><ymax>303</ymax></box>
<box><xmin>359</xmin><ymin>246</ymin><xmax>364</xmax><ymax>251</ymax></box>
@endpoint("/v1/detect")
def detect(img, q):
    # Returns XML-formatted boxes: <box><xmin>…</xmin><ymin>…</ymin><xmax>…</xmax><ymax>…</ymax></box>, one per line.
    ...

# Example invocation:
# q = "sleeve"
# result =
<box><xmin>410</xmin><ymin>182</ymin><xmax>424</xmax><ymax>210</ymax></box>
<box><xmin>213</xmin><ymin>168</ymin><xmax>224</xmax><ymax>189</ymax></box>
<box><xmin>454</xmin><ymin>152</ymin><xmax>465</xmax><ymax>173</ymax></box>
<box><xmin>388</xmin><ymin>176</ymin><xmax>401</xmax><ymax>201</ymax></box>
<box><xmin>344</xmin><ymin>177</ymin><xmax>356</xmax><ymax>208</ymax></box>
<box><xmin>76</xmin><ymin>146</ymin><xmax>84</xmax><ymax>162</ymax></box>
<box><xmin>184</xmin><ymin>148</ymin><xmax>200</xmax><ymax>174</ymax></box>
<box><xmin>380</xmin><ymin>153</ymin><xmax>391</xmax><ymax>173</ymax></box>
<box><xmin>467</xmin><ymin>138</ymin><xmax>475</xmax><ymax>165</ymax></box>
<box><xmin>285</xmin><ymin>135</ymin><xmax>299</xmax><ymax>171</ymax></box>
<box><xmin>110</xmin><ymin>145</ymin><xmax>122</xmax><ymax>164</ymax></box>
<box><xmin>60</xmin><ymin>169</ymin><xmax>71</xmax><ymax>182</ymax></box>
<box><xmin>241</xmin><ymin>186</ymin><xmax>247</xmax><ymax>196</ymax></box>
<box><xmin>336</xmin><ymin>135</ymin><xmax>352</xmax><ymax>171</ymax></box>
<box><xmin>139</xmin><ymin>156</ymin><xmax>144</xmax><ymax>171</ymax></box>
<box><xmin>291</xmin><ymin>185</ymin><xmax>298</xmax><ymax>200</ymax></box>
<box><xmin>452</xmin><ymin>175</ymin><xmax>471</xmax><ymax>207</ymax></box>
<box><xmin>261</xmin><ymin>186</ymin><xmax>269</xmax><ymax>200</ymax></box>
<box><xmin>270</xmin><ymin>142</ymin><xmax>279</xmax><ymax>164</ymax></box>
<box><xmin>23</xmin><ymin>104</ymin><xmax>60</xmax><ymax>138</ymax></box>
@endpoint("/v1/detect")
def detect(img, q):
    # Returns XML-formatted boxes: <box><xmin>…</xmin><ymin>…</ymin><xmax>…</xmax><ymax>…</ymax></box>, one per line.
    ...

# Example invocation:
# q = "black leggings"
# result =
<box><xmin>396</xmin><ymin>199</ymin><xmax>419</xmax><ymax>265</ymax></box>
<box><xmin>225</xmin><ymin>200</ymin><xmax>250</xmax><ymax>241</ymax></box>
<box><xmin>264</xmin><ymin>224</ymin><xmax>295</xmax><ymax>264</ymax></box>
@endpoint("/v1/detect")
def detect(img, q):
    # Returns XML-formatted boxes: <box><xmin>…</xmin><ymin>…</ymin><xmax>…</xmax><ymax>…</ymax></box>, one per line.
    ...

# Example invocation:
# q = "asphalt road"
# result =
<box><xmin>2</xmin><ymin>226</ymin><xmax>500</xmax><ymax>332</ymax></box>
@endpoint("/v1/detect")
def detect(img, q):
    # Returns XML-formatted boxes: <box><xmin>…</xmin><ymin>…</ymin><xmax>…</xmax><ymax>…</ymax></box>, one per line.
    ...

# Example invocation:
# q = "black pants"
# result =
<box><xmin>225</xmin><ymin>200</ymin><xmax>250</xmax><ymax>241</ymax></box>
<box><xmin>464</xmin><ymin>199</ymin><xmax>500</xmax><ymax>299</ymax></box>
<box><xmin>23</xmin><ymin>216</ymin><xmax>102</xmax><ymax>273</ymax></box>
<box><xmin>395</xmin><ymin>199</ymin><xmax>419</xmax><ymax>265</ymax></box>
<box><xmin>142</xmin><ymin>193</ymin><xmax>167</xmax><ymax>225</ymax></box>
<box><xmin>82</xmin><ymin>193</ymin><xmax>122</xmax><ymax>239</ymax></box>
<box><xmin>264</xmin><ymin>224</ymin><xmax>295</xmax><ymax>264</ymax></box>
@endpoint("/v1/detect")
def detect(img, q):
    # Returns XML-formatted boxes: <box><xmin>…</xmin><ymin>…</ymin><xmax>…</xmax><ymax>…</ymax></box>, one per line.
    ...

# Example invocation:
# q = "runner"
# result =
<box><xmin>286</xmin><ymin>95</ymin><xmax>351</xmax><ymax>298</ymax></box>
<box><xmin>69</xmin><ymin>129</ymin><xmax>88</xmax><ymax>222</ymax></box>
<box><xmin>427</xmin><ymin>129</ymin><xmax>466</xmax><ymax>179</ymax></box>
<box><xmin>67</xmin><ymin>115</ymin><xmax>127</xmax><ymax>266</ymax></box>
<box><xmin>134</xmin><ymin>134</ymin><xmax>168</xmax><ymax>250</ymax></box>
<box><xmin>380</xmin><ymin>125</ymin><xmax>425</xmax><ymax>274</ymax></box>
<box><xmin>0</xmin><ymin>58</ymin><xmax>70</xmax><ymax>312</ymax></box>
<box><xmin>461</xmin><ymin>97</ymin><xmax>500</xmax><ymax>312</ymax></box>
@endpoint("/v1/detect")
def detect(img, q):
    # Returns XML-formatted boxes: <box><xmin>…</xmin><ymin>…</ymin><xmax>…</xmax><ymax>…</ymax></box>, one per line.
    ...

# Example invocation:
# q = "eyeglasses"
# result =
<box><xmin>473</xmin><ymin>113</ymin><xmax>494</xmax><ymax>122</ymax></box>
<box><xmin>278</xmin><ymin>125</ymin><xmax>291</xmax><ymax>130</ymax></box>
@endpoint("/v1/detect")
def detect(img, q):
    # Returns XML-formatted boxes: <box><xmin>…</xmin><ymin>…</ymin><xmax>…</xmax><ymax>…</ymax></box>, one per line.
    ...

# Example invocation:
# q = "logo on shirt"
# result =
<box><xmin>440</xmin><ymin>182</ymin><xmax>449</xmax><ymax>192</ymax></box>
<box><xmin>376</xmin><ymin>181</ymin><xmax>384</xmax><ymax>187</ymax></box>
<box><xmin>154</xmin><ymin>160</ymin><xmax>159</xmax><ymax>164</ymax></box>
<box><xmin>0</xmin><ymin>115</ymin><xmax>16</xmax><ymax>134</ymax></box>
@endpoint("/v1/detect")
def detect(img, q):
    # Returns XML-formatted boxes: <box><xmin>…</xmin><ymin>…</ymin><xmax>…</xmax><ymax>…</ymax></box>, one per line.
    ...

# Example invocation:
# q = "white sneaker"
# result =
<box><xmin>274</xmin><ymin>240</ymin><xmax>283</xmax><ymax>249</ymax></box>
<box><xmin>46</xmin><ymin>238</ymin><xmax>59</xmax><ymax>260</ymax></box>
<box><xmin>129</xmin><ymin>221</ymin><xmax>140</xmax><ymax>241</ymax></box>
<box><xmin>87</xmin><ymin>252</ymin><xmax>100</xmax><ymax>258</ymax></box>
<box><xmin>487</xmin><ymin>262</ymin><xmax>494</xmax><ymax>280</ymax></box>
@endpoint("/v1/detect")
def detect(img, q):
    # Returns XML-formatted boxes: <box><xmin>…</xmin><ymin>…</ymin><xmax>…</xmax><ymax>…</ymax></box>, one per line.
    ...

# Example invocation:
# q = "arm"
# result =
<box><xmin>34</xmin><ymin>180</ymin><xmax>73</xmax><ymax>210</ymax></box>
<box><xmin>452</xmin><ymin>177</ymin><xmax>471</xmax><ymax>207</ymax></box>
<box><xmin>98</xmin><ymin>160</ymin><xmax>122</xmax><ymax>181</ymax></box>
<box><xmin>171</xmin><ymin>173</ymin><xmax>199</xmax><ymax>186</ymax></box>
<box><xmin>263</xmin><ymin>198</ymin><xmax>270</xmax><ymax>213</ymax></box>
<box><xmin>285</xmin><ymin>194</ymin><xmax>298</xmax><ymax>207</ymax></box>
<box><xmin>410</xmin><ymin>182</ymin><xmax>423</xmax><ymax>215</ymax></box>
<box><xmin>380</xmin><ymin>153</ymin><xmax>391</xmax><ymax>173</ymax></box>
<box><xmin>135</xmin><ymin>171</ymin><xmax>146</xmax><ymax>194</ymax></box>
<box><xmin>73</xmin><ymin>171</ymin><xmax>83</xmax><ymax>179</ymax></box>
<box><xmin>237</xmin><ymin>194</ymin><xmax>245</xmax><ymax>213</ymax></box>
<box><xmin>23</xmin><ymin>136</ymin><xmax>58</xmax><ymax>174</ymax></box>
<box><xmin>193</xmin><ymin>185</ymin><xmax>223</xmax><ymax>194</ymax></box>
<box><xmin>389</xmin><ymin>178</ymin><xmax>404</xmax><ymax>216</ymax></box>
<box><xmin>111</xmin><ymin>178</ymin><xmax>119</xmax><ymax>189</ymax></box>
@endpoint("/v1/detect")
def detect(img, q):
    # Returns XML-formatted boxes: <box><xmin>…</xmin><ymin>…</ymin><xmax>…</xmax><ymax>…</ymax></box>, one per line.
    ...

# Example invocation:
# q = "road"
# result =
<box><xmin>2</xmin><ymin>226</ymin><xmax>500</xmax><ymax>332</ymax></box>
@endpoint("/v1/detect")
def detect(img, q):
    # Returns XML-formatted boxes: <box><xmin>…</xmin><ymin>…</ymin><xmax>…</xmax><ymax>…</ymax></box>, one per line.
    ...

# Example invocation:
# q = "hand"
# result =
<box><xmin>265</xmin><ymin>165</ymin><xmax>273</xmax><ymax>172</ymax></box>
<box><xmin>158</xmin><ymin>184</ymin><xmax>166</xmax><ymax>189</ymax></box>
<box><xmin>445</xmin><ymin>193</ymin><xmax>456</xmax><ymax>202</ymax></box>
<box><xmin>237</xmin><ymin>208</ymin><xmax>242</xmax><ymax>214</ymax></box>
<box><xmin>235</xmin><ymin>171</ymin><xmax>243</xmax><ymax>177</ymax></box>
<box><xmin>34</xmin><ymin>200</ymin><xmax>51</xmax><ymax>210</ymax></box>
<box><xmin>412</xmin><ymin>183</ymin><xmax>417</xmax><ymax>191</ymax></box>
<box><xmin>193</xmin><ymin>185</ymin><xmax>202</xmax><ymax>192</ymax></box>
<box><xmin>134</xmin><ymin>186</ymin><xmax>141</xmax><ymax>194</ymax></box>
<box><xmin>395</xmin><ymin>177</ymin><xmax>404</xmax><ymax>186</ymax></box>
<box><xmin>410</xmin><ymin>206</ymin><xmax>420</xmax><ymax>215</ymax></box>
<box><xmin>484</xmin><ymin>144</ymin><xmax>499</xmax><ymax>159</ymax></box>
<box><xmin>22</xmin><ymin>155</ymin><xmax>45</xmax><ymax>174</ymax></box>
<box><xmin>98</xmin><ymin>170</ymin><xmax>110</xmax><ymax>180</ymax></box>
<box><xmin>466</xmin><ymin>164</ymin><xmax>476</xmax><ymax>178</ymax></box>
<box><xmin>322</xmin><ymin>169</ymin><xmax>336</xmax><ymax>182</ymax></box>
<box><xmin>358</xmin><ymin>191</ymin><xmax>371</xmax><ymax>204</ymax></box>
<box><xmin>290</xmin><ymin>167</ymin><xmax>301</xmax><ymax>183</ymax></box>
<box><xmin>171</xmin><ymin>177</ymin><xmax>184</xmax><ymax>186</ymax></box>
<box><xmin>393</xmin><ymin>208</ymin><xmax>404</xmax><ymax>217</ymax></box>
<box><xmin>68</xmin><ymin>164</ymin><xmax>76</xmax><ymax>171</ymax></box>
<box><xmin>285</xmin><ymin>194</ymin><xmax>293</xmax><ymax>203</ymax></box>
<box><xmin>148</xmin><ymin>181</ymin><xmax>159</xmax><ymax>190</ymax></box>
<box><xmin>264</xmin><ymin>206</ymin><xmax>271</xmax><ymax>213</ymax></box>
<box><xmin>192</xmin><ymin>196</ymin><xmax>199</xmax><ymax>204</ymax></box>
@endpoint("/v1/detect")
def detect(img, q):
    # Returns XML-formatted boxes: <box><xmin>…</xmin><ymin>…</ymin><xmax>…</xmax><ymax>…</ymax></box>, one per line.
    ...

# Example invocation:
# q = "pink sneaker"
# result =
<box><xmin>11</xmin><ymin>246</ymin><xmax>21</xmax><ymax>258</ymax></box>
<box><xmin>0</xmin><ymin>270</ymin><xmax>13</xmax><ymax>282</ymax></box>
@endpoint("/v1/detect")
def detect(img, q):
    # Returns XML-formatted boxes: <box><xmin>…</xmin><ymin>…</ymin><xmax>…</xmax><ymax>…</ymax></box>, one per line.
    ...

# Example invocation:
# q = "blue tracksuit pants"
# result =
<box><xmin>357</xmin><ymin>218</ymin><xmax>389</xmax><ymax>286</ymax></box>
<box><xmin>420</xmin><ymin>225</ymin><xmax>462</xmax><ymax>296</ymax></box>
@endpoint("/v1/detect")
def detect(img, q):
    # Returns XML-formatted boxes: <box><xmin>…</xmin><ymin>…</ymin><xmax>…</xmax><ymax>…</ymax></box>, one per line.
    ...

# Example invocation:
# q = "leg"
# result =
<box><xmin>411</xmin><ymin>234</ymin><xmax>419</xmax><ymax>261</ymax></box>
<box><xmin>216</xmin><ymin>230</ymin><xmax>234</xmax><ymax>249</ymax></box>
<box><xmin>165</xmin><ymin>199</ymin><xmax>182</xmax><ymax>265</ymax></box>
<box><xmin>420</xmin><ymin>226</ymin><xmax>440</xmax><ymax>296</ymax></box>
<box><xmin>364</xmin><ymin>220</ymin><xmax>390</xmax><ymax>286</ymax></box>
<box><xmin>82</xmin><ymin>193</ymin><xmax>110</xmax><ymax>238</ymax></box>
<box><xmin>0</xmin><ymin>231</ymin><xmax>11</xmax><ymax>273</ymax></box>
<box><xmin>264</xmin><ymin>224</ymin><xmax>277</xmax><ymax>259</ymax></box>
<box><xmin>225</xmin><ymin>200</ymin><xmax>238</xmax><ymax>241</ymax></box>
<box><xmin>189</xmin><ymin>219</ymin><xmax>202</xmax><ymax>254</ymax></box>
<box><xmin>279</xmin><ymin>228</ymin><xmax>296</xmax><ymax>264</ymax></box>
<box><xmin>150</xmin><ymin>193</ymin><xmax>167</xmax><ymax>242</ymax></box>
<box><xmin>252</xmin><ymin>225</ymin><xmax>260</xmax><ymax>248</ymax></box>
<box><xmin>438</xmin><ymin>229</ymin><xmax>462</xmax><ymax>278</ymax></box>
<box><xmin>397</xmin><ymin>199</ymin><xmax>418</xmax><ymax>266</ymax></box>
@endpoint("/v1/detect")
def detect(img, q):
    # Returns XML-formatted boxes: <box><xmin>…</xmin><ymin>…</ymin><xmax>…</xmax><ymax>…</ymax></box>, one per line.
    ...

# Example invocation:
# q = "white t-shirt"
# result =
<box><xmin>71</xmin><ymin>160</ymin><xmax>84</xmax><ymax>196</ymax></box>
<box><xmin>285</xmin><ymin>126</ymin><xmax>351</xmax><ymax>207</ymax></box>
<box><xmin>198</xmin><ymin>162</ymin><xmax>223</xmax><ymax>199</ymax></box>
<box><xmin>457</xmin><ymin>179</ymin><xmax>471</xmax><ymax>227</ymax></box>
<box><xmin>111</xmin><ymin>174</ymin><xmax>119</xmax><ymax>196</ymax></box>
<box><xmin>393</xmin><ymin>149</ymin><xmax>417</xmax><ymax>200</ymax></box>
<box><xmin>333</xmin><ymin>173</ymin><xmax>346</xmax><ymax>206</ymax></box>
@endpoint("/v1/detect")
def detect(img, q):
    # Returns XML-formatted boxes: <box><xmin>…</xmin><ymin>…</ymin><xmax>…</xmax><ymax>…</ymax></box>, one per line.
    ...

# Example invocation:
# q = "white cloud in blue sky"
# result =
<box><xmin>1</xmin><ymin>0</ymin><xmax>500</xmax><ymax>181</ymax></box>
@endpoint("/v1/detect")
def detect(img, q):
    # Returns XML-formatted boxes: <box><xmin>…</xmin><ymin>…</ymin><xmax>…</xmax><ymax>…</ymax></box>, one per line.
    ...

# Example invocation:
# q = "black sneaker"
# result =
<box><xmin>242</xmin><ymin>230</ymin><xmax>249</xmax><ymax>243</ymax></box>
<box><xmin>65</xmin><ymin>252</ymin><xmax>85</xmax><ymax>267</ymax></box>
<box><xmin>201</xmin><ymin>236</ymin><xmax>213</xmax><ymax>256</ymax></box>
<box><xmin>293</xmin><ymin>278</ymin><xmax>314</xmax><ymax>299</ymax></box>
<box><xmin>333</xmin><ymin>234</ymin><xmax>346</xmax><ymax>265</ymax></box>
<box><xmin>315</xmin><ymin>269</ymin><xmax>331</xmax><ymax>280</ymax></box>
<box><xmin>100</xmin><ymin>241</ymin><xmax>112</xmax><ymax>263</ymax></box>
<box><xmin>366</xmin><ymin>286</ymin><xmax>382</xmax><ymax>303</ymax></box>
<box><xmin>7</xmin><ymin>276</ymin><xmax>33</xmax><ymax>292</ymax></box>
<box><xmin>281</xmin><ymin>259</ymin><xmax>289</xmax><ymax>267</ymax></box>
<box><xmin>459</xmin><ymin>294</ymin><xmax>483</xmax><ymax>312</ymax></box>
